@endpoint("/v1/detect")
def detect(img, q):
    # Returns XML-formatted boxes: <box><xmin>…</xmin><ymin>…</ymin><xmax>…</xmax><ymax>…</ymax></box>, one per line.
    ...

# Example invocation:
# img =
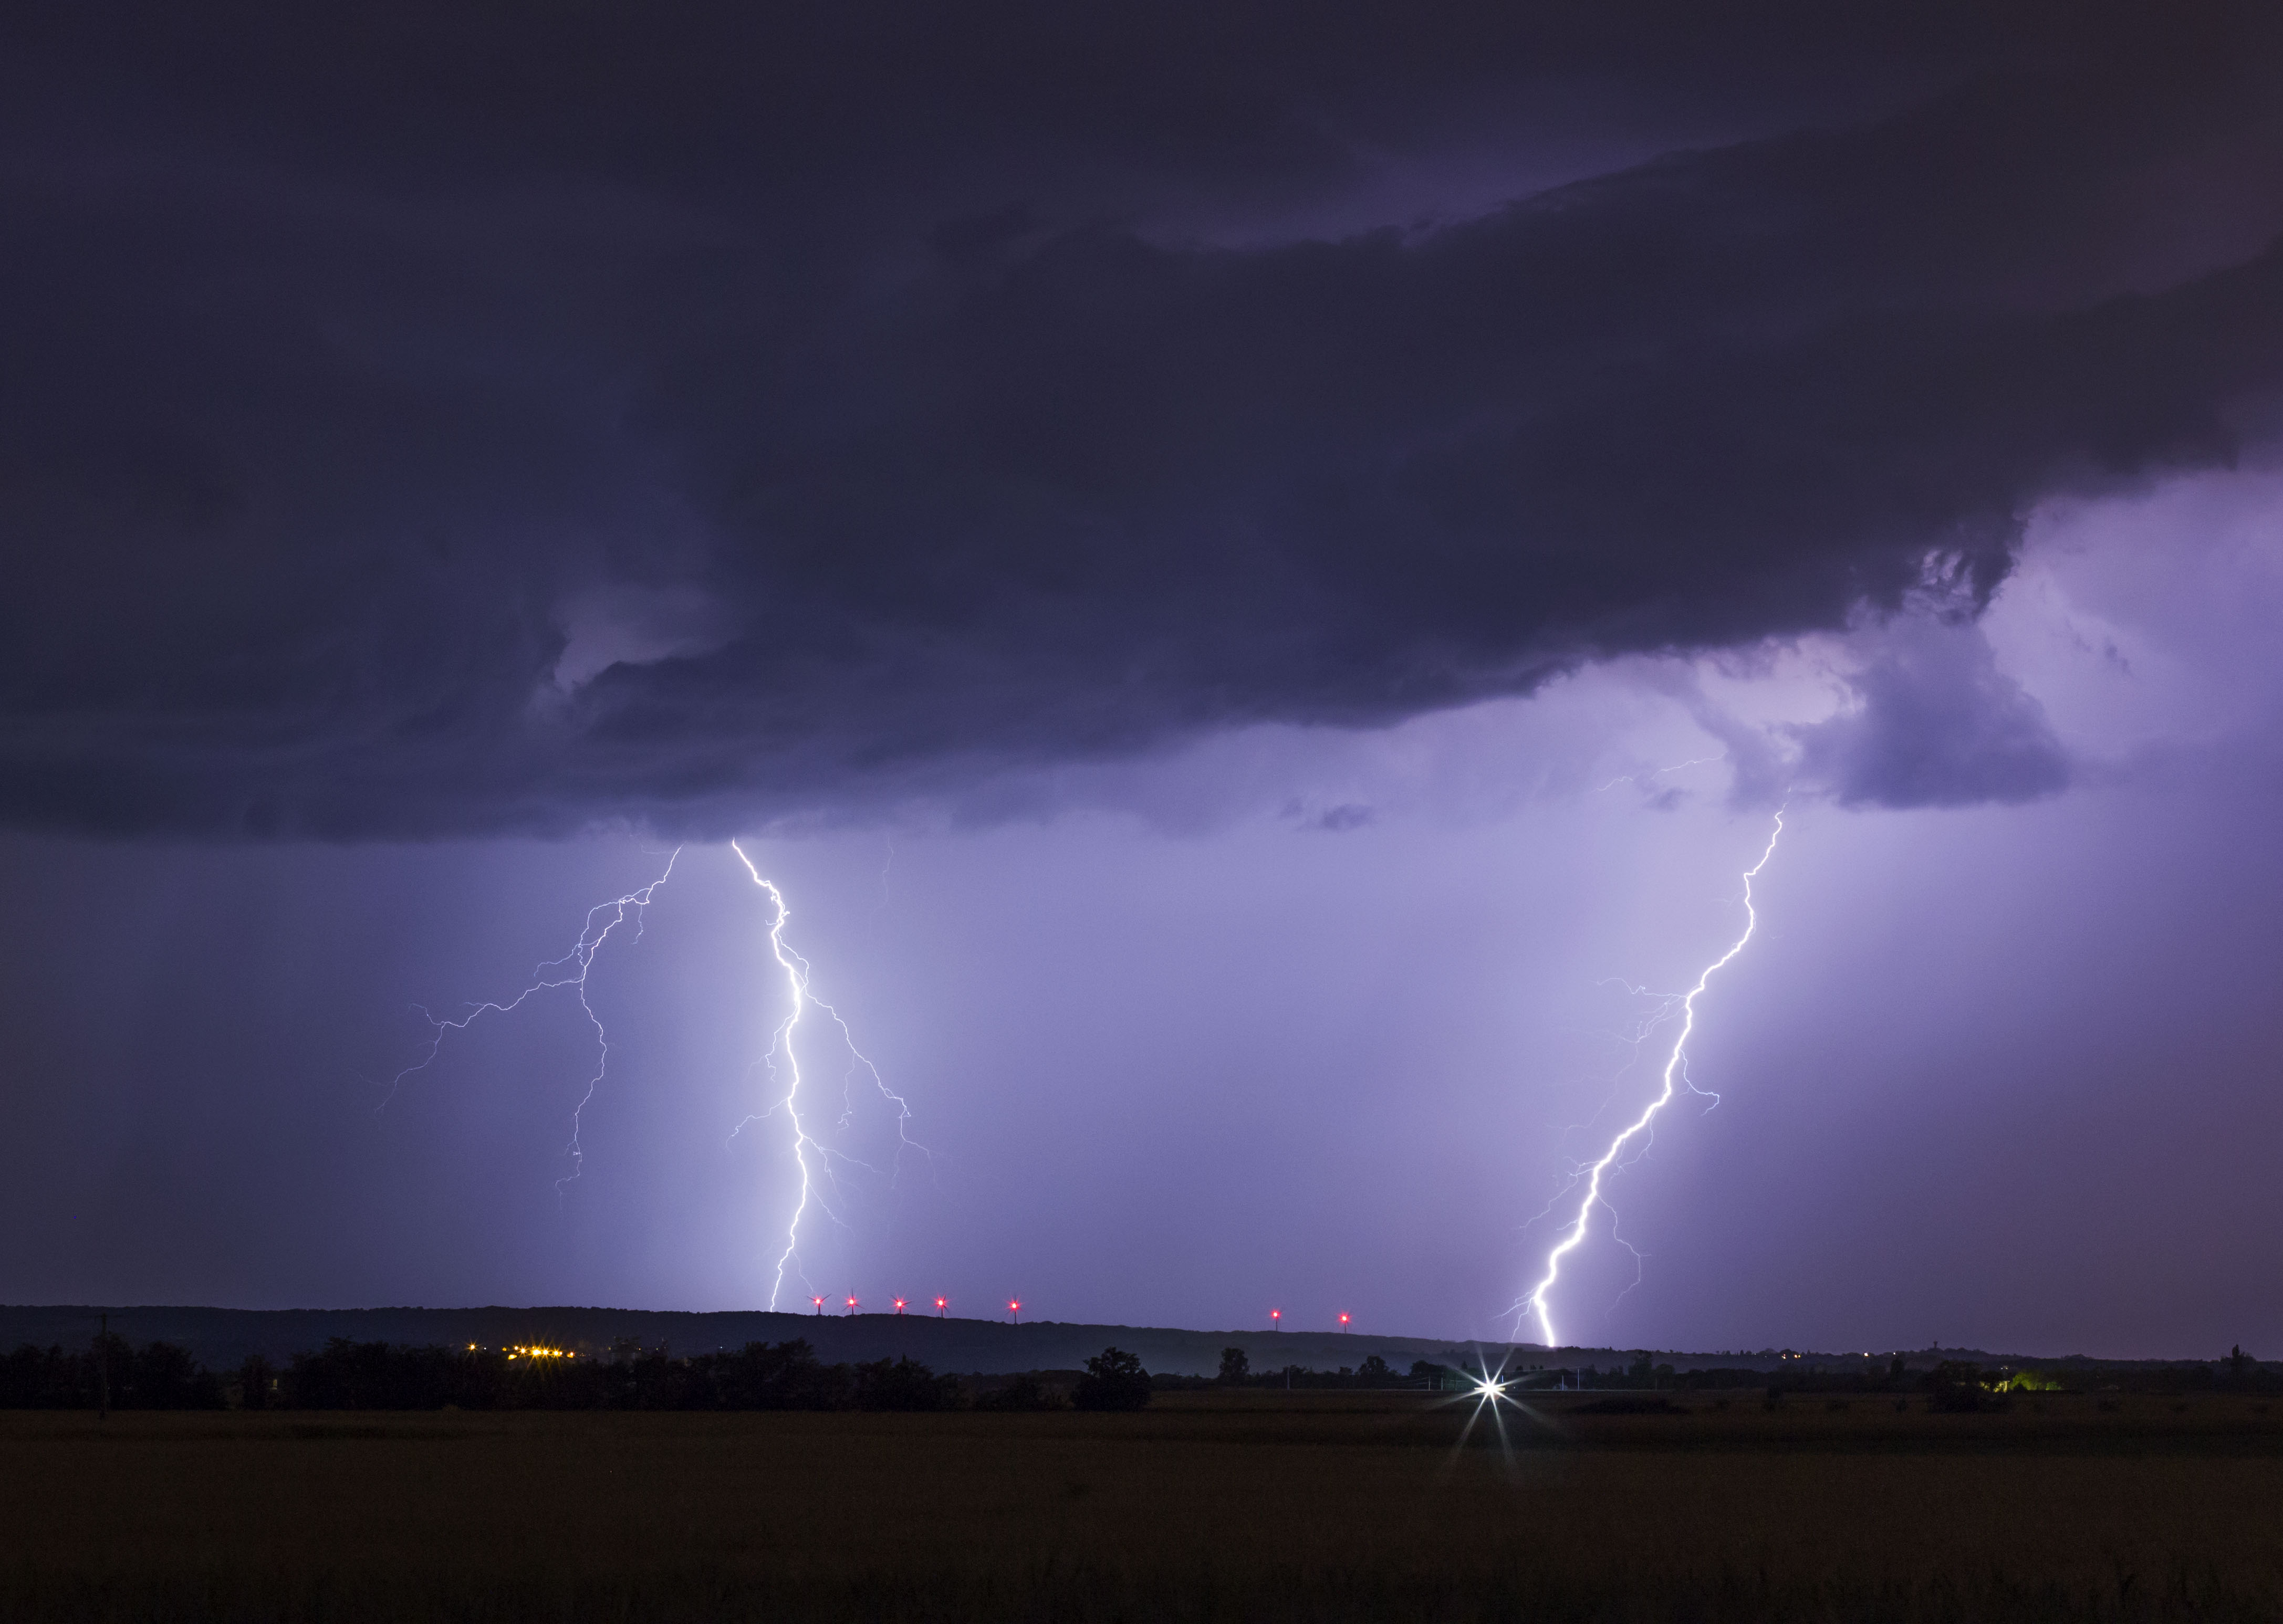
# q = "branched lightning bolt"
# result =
<box><xmin>1517</xmin><ymin>810</ymin><xmax>1785</xmax><ymax>1346</ymax></box>
<box><xmin>379</xmin><ymin>849</ymin><xmax>681</xmax><ymax>1193</ymax></box>
<box><xmin>731</xmin><ymin>840</ymin><xmax>927</xmax><ymax>1311</ymax></box>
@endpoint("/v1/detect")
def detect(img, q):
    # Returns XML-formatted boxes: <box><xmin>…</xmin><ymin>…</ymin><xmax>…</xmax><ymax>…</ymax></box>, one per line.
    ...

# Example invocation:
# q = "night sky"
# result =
<box><xmin>5</xmin><ymin>3</ymin><xmax>2282</xmax><ymax>1357</ymax></box>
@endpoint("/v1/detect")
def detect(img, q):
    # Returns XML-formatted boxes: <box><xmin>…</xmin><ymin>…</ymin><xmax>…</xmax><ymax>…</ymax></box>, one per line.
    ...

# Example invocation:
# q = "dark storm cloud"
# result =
<box><xmin>4</xmin><ymin>2</ymin><xmax>2281</xmax><ymax>836</ymax></box>
<box><xmin>1794</xmin><ymin>615</ymin><xmax>2071</xmax><ymax>808</ymax></box>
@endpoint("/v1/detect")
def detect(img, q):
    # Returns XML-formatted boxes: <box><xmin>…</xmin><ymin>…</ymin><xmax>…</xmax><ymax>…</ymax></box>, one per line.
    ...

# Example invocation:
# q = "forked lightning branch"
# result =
<box><xmin>381</xmin><ymin>844</ymin><xmax>920</xmax><ymax>1304</ymax></box>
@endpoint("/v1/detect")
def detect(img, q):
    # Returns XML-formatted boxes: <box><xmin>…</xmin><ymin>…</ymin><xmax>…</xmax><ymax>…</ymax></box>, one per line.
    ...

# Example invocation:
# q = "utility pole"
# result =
<box><xmin>96</xmin><ymin>1312</ymin><xmax>109</xmax><ymax>1422</ymax></box>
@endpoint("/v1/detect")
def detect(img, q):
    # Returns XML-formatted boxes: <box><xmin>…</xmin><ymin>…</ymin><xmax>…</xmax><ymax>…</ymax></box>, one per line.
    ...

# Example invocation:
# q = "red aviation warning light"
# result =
<box><xmin>1008</xmin><ymin>1298</ymin><xmax>1021</xmax><ymax>1324</ymax></box>
<box><xmin>811</xmin><ymin>1295</ymin><xmax>825</xmax><ymax>1316</ymax></box>
<box><xmin>893</xmin><ymin>1297</ymin><xmax>907</xmax><ymax>1315</ymax></box>
<box><xmin>934</xmin><ymin>1296</ymin><xmax>948</xmax><ymax>1317</ymax></box>
<box><xmin>1338</xmin><ymin>1313</ymin><xmax>1351</xmax><ymax>1330</ymax></box>
<box><xmin>1270</xmin><ymin>1309</ymin><xmax>1281</xmax><ymax>1329</ymax></box>
<box><xmin>846</xmin><ymin>1294</ymin><xmax>859</xmax><ymax>1316</ymax></box>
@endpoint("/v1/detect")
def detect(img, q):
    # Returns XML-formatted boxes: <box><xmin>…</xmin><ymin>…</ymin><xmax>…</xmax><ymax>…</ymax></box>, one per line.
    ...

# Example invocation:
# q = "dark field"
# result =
<box><xmin>7</xmin><ymin>1391</ymin><xmax>2283</xmax><ymax>1622</ymax></box>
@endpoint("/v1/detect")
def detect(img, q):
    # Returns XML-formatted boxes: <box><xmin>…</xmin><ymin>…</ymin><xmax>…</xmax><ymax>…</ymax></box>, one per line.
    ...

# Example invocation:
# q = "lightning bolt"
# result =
<box><xmin>379</xmin><ymin>848</ymin><xmax>681</xmax><ymax>1193</ymax></box>
<box><xmin>731</xmin><ymin>840</ymin><xmax>927</xmax><ymax>1310</ymax></box>
<box><xmin>1518</xmin><ymin>809</ymin><xmax>1785</xmax><ymax>1346</ymax></box>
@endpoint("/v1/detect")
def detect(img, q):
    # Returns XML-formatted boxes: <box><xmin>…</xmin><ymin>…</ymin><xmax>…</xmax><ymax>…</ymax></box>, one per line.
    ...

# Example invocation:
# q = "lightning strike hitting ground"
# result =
<box><xmin>379</xmin><ymin>850</ymin><xmax>682</xmax><ymax>1192</ymax></box>
<box><xmin>1518</xmin><ymin>811</ymin><xmax>1786</xmax><ymax>1346</ymax></box>
<box><xmin>731</xmin><ymin>840</ymin><xmax>926</xmax><ymax>1311</ymax></box>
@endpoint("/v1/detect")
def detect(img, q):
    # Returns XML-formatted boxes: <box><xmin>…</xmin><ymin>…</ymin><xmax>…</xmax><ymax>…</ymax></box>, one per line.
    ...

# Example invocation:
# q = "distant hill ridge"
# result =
<box><xmin>0</xmin><ymin>1305</ymin><xmax>1524</xmax><ymax>1376</ymax></box>
<box><xmin>0</xmin><ymin>1305</ymin><xmax>2213</xmax><ymax>1376</ymax></box>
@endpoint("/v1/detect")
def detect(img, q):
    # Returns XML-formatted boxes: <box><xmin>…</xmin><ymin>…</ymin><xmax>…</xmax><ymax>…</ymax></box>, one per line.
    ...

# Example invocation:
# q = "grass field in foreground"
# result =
<box><xmin>5</xmin><ymin>1391</ymin><xmax>2282</xmax><ymax>1621</ymax></box>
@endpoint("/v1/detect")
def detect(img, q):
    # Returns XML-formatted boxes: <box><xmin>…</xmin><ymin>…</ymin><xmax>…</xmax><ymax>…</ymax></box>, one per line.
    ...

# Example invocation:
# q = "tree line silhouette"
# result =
<box><xmin>0</xmin><ymin>1335</ymin><xmax>225</xmax><ymax>1410</ymax></box>
<box><xmin>7</xmin><ymin>1334</ymin><xmax>2272</xmax><ymax>1410</ymax></box>
<box><xmin>0</xmin><ymin>1335</ymin><xmax>1167</xmax><ymax>1412</ymax></box>
<box><xmin>1196</xmin><ymin>1348</ymin><xmax>1444</xmax><ymax>1388</ymax></box>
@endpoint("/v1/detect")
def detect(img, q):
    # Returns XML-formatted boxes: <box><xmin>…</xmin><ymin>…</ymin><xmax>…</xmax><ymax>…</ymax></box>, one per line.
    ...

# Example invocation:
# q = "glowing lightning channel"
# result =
<box><xmin>1519</xmin><ymin>810</ymin><xmax>1785</xmax><ymax>1347</ymax></box>
<box><xmin>731</xmin><ymin>840</ymin><xmax>926</xmax><ymax>1311</ymax></box>
<box><xmin>379</xmin><ymin>849</ymin><xmax>681</xmax><ymax>1193</ymax></box>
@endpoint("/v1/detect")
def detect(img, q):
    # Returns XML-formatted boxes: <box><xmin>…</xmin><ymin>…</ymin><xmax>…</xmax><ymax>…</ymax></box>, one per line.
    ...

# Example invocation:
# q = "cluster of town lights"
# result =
<box><xmin>460</xmin><ymin>1343</ymin><xmax>580</xmax><ymax>1360</ymax></box>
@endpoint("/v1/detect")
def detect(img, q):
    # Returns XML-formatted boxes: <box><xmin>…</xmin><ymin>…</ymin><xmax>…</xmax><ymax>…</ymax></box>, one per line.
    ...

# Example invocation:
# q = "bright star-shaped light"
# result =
<box><xmin>1427</xmin><ymin>1354</ymin><xmax>1553</xmax><ymax>1472</ymax></box>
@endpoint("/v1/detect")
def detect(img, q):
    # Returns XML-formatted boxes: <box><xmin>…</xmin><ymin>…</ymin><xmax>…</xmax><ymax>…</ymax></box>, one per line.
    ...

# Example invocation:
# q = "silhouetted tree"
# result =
<box><xmin>1073</xmin><ymin>1346</ymin><xmax>1152</xmax><ymax>1411</ymax></box>
<box><xmin>1411</xmin><ymin>1359</ymin><xmax>1461</xmax><ymax>1389</ymax></box>
<box><xmin>1925</xmin><ymin>1360</ymin><xmax>2003</xmax><ymax>1412</ymax></box>
<box><xmin>0</xmin><ymin>1344</ymin><xmax>92</xmax><ymax>1407</ymax></box>
<box><xmin>706</xmin><ymin>1339</ymin><xmax>848</xmax><ymax>1409</ymax></box>
<box><xmin>854</xmin><ymin>1356</ymin><xmax>960</xmax><ymax>1411</ymax></box>
<box><xmin>1217</xmin><ymin>1346</ymin><xmax>1249</xmax><ymax>1385</ymax></box>
<box><xmin>127</xmin><ymin>1341</ymin><xmax>223</xmax><ymax>1409</ymax></box>
<box><xmin>0</xmin><ymin>1339</ymin><xmax>222</xmax><ymax>1409</ymax></box>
